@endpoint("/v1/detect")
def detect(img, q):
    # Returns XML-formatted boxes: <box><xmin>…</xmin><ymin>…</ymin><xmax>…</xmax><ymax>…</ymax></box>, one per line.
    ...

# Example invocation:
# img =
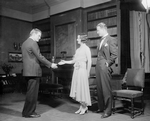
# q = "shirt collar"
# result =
<box><xmin>102</xmin><ymin>33</ymin><xmax>108</xmax><ymax>39</ymax></box>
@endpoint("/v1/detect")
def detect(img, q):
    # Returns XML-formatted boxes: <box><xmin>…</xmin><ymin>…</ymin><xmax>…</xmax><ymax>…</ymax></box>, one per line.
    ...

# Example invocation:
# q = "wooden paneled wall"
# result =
<box><xmin>0</xmin><ymin>16</ymin><xmax>32</xmax><ymax>74</ymax></box>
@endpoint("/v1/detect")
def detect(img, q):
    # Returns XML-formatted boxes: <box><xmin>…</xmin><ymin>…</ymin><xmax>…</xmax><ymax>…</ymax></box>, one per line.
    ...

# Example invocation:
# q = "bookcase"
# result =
<box><xmin>85</xmin><ymin>2</ymin><xmax>119</xmax><ymax>79</ymax></box>
<box><xmin>82</xmin><ymin>2</ymin><xmax>122</xmax><ymax>97</ymax></box>
<box><xmin>33</xmin><ymin>18</ymin><xmax>52</xmax><ymax>83</ymax></box>
<box><xmin>82</xmin><ymin>1</ymin><xmax>122</xmax><ymax>103</ymax></box>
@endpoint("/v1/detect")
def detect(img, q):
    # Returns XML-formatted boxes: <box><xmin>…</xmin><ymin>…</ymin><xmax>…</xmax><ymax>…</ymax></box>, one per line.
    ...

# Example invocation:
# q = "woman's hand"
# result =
<box><xmin>58</xmin><ymin>60</ymin><xmax>66</xmax><ymax>65</ymax></box>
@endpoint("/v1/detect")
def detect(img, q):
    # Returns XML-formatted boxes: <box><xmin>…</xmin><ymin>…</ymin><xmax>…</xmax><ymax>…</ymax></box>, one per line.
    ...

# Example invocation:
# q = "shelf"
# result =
<box><xmin>40</xmin><ymin>38</ymin><xmax>51</xmax><ymax>40</ymax></box>
<box><xmin>92</xmin><ymin>64</ymin><xmax>96</xmax><ymax>67</ymax></box>
<box><xmin>92</xmin><ymin>55</ymin><xmax>97</xmax><ymax>58</ymax></box>
<box><xmin>39</xmin><ymin>44</ymin><xmax>50</xmax><ymax>47</ymax></box>
<box><xmin>88</xmin><ymin>36</ymin><xmax>100</xmax><ymax>39</ymax></box>
<box><xmin>87</xmin><ymin>15</ymin><xmax>117</xmax><ymax>22</ymax></box>
<box><xmin>86</xmin><ymin>3</ymin><xmax>119</xmax><ymax>76</ymax></box>
<box><xmin>87</xmin><ymin>16</ymin><xmax>117</xmax><ymax>30</ymax></box>
<box><xmin>88</xmin><ymin>25</ymin><xmax>117</xmax><ymax>31</ymax></box>
<box><xmin>90</xmin><ymin>46</ymin><xmax>97</xmax><ymax>49</ymax></box>
<box><xmin>39</xmin><ymin>47</ymin><xmax>50</xmax><ymax>51</ymax></box>
<box><xmin>40</xmin><ymin>50</ymin><xmax>51</xmax><ymax>53</ymax></box>
<box><xmin>39</xmin><ymin>38</ymin><xmax>51</xmax><ymax>53</ymax></box>
<box><xmin>87</xmin><ymin>6</ymin><xmax>117</xmax><ymax>21</ymax></box>
<box><xmin>88</xmin><ymin>26</ymin><xmax>117</xmax><ymax>39</ymax></box>
<box><xmin>33</xmin><ymin>18</ymin><xmax>51</xmax><ymax>76</ymax></box>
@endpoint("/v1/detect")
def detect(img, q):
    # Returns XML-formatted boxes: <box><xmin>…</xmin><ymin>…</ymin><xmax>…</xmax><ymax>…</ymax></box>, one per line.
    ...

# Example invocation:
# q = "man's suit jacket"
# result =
<box><xmin>97</xmin><ymin>35</ymin><xmax>118</xmax><ymax>71</ymax></box>
<box><xmin>21</xmin><ymin>38</ymin><xmax>51</xmax><ymax>77</ymax></box>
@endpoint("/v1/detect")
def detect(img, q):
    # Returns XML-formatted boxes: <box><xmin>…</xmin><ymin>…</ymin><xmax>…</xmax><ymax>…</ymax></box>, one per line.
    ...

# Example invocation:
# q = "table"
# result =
<box><xmin>52</xmin><ymin>64</ymin><xmax>74</xmax><ymax>94</ymax></box>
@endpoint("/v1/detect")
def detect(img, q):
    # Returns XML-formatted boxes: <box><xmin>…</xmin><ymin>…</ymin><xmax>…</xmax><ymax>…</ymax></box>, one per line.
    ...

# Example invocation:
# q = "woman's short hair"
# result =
<box><xmin>30</xmin><ymin>28</ymin><xmax>42</xmax><ymax>36</ymax></box>
<box><xmin>78</xmin><ymin>34</ymin><xmax>88</xmax><ymax>43</ymax></box>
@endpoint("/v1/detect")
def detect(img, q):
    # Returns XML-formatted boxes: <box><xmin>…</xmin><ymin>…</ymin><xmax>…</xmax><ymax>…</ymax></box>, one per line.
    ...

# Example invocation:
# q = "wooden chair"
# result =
<box><xmin>112</xmin><ymin>68</ymin><xmax>145</xmax><ymax>118</ymax></box>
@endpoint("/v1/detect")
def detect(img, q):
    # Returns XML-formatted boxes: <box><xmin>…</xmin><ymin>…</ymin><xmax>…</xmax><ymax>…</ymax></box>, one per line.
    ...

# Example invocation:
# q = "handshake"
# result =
<box><xmin>51</xmin><ymin>60</ymin><xmax>66</xmax><ymax>69</ymax></box>
<box><xmin>51</xmin><ymin>63</ymin><xmax>58</xmax><ymax>69</ymax></box>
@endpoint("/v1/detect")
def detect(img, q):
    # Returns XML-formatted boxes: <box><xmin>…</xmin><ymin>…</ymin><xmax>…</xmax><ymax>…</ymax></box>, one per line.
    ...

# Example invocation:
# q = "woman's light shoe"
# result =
<box><xmin>79</xmin><ymin>107</ymin><xmax>88</xmax><ymax>115</ymax></box>
<box><xmin>75</xmin><ymin>106</ymin><xmax>82</xmax><ymax>114</ymax></box>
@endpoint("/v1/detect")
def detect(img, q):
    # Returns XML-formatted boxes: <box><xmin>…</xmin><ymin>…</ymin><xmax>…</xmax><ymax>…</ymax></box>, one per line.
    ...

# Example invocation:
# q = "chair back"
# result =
<box><xmin>126</xmin><ymin>68</ymin><xmax>145</xmax><ymax>88</ymax></box>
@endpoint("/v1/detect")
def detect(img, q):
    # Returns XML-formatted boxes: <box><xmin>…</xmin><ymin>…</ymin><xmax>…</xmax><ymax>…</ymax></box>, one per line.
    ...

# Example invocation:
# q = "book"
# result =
<box><xmin>88</xmin><ymin>7</ymin><xmax>117</xmax><ymax>21</ymax></box>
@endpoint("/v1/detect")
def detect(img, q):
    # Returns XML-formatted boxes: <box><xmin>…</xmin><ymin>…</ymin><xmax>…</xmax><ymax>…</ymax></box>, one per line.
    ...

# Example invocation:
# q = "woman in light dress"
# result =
<box><xmin>59</xmin><ymin>34</ymin><xmax>92</xmax><ymax>115</ymax></box>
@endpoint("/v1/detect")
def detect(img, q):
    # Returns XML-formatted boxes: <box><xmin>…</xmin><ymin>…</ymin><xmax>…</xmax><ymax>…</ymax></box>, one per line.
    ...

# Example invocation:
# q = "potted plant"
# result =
<box><xmin>0</xmin><ymin>63</ymin><xmax>14</xmax><ymax>76</ymax></box>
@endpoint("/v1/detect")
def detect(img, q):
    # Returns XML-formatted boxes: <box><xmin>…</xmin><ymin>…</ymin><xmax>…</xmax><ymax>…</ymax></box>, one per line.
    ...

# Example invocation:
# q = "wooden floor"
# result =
<box><xmin>0</xmin><ymin>92</ymin><xmax>150</xmax><ymax>121</ymax></box>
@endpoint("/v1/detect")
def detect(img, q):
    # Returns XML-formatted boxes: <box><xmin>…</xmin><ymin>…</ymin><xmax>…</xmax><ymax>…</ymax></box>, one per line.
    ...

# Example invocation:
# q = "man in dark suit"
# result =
<box><xmin>21</xmin><ymin>28</ymin><xmax>57</xmax><ymax>118</ymax></box>
<box><xmin>94</xmin><ymin>23</ymin><xmax>118</xmax><ymax>118</ymax></box>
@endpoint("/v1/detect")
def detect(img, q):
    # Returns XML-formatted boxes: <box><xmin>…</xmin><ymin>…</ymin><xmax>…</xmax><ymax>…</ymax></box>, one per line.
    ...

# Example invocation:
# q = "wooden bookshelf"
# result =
<box><xmin>33</xmin><ymin>18</ymin><xmax>52</xmax><ymax>81</ymax></box>
<box><xmin>83</xmin><ymin>2</ymin><xmax>120</xmax><ymax>88</ymax></box>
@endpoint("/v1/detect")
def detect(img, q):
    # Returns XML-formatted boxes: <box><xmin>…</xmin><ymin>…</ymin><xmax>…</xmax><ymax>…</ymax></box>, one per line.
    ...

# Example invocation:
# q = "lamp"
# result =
<box><xmin>142</xmin><ymin>0</ymin><xmax>150</xmax><ymax>13</ymax></box>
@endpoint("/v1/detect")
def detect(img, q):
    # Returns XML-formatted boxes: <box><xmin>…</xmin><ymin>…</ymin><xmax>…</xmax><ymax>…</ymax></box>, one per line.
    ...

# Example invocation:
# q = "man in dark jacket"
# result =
<box><xmin>21</xmin><ymin>28</ymin><xmax>57</xmax><ymax>118</ymax></box>
<box><xmin>95</xmin><ymin>23</ymin><xmax>118</xmax><ymax>118</ymax></box>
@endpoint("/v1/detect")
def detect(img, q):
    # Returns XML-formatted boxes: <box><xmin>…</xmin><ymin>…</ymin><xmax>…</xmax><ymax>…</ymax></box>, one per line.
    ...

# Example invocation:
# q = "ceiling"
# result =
<box><xmin>0</xmin><ymin>0</ymin><xmax>69</xmax><ymax>14</ymax></box>
<box><xmin>0</xmin><ymin>0</ymin><xmax>142</xmax><ymax>14</ymax></box>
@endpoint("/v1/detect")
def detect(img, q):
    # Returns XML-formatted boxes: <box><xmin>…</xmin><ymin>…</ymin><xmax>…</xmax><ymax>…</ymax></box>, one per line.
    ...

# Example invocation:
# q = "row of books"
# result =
<box><xmin>88</xmin><ymin>27</ymin><xmax>117</xmax><ymax>38</ymax></box>
<box><xmin>38</xmin><ymin>38</ymin><xmax>51</xmax><ymax>45</ymax></box>
<box><xmin>107</xmin><ymin>27</ymin><xmax>117</xmax><ymax>35</ymax></box>
<box><xmin>90</xmin><ymin>66</ymin><xmax>96</xmax><ymax>76</ymax></box>
<box><xmin>87</xmin><ymin>39</ymin><xmax>99</xmax><ymax>47</ymax></box>
<box><xmin>90</xmin><ymin>62</ymin><xmax>119</xmax><ymax>75</ymax></box>
<box><xmin>88</xmin><ymin>31</ymin><xmax>99</xmax><ymax>38</ymax></box>
<box><xmin>90</xmin><ymin>48</ymin><xmax>98</xmax><ymax>56</ymax></box>
<box><xmin>89</xmin><ymin>77</ymin><xmax>96</xmax><ymax>85</ymax></box>
<box><xmin>88</xmin><ymin>7</ymin><xmax>117</xmax><ymax>21</ymax></box>
<box><xmin>40</xmin><ymin>38</ymin><xmax>51</xmax><ymax>41</ymax></box>
<box><xmin>92</xmin><ymin>57</ymin><xmax>97</xmax><ymax>65</ymax></box>
<box><xmin>39</xmin><ymin>46</ymin><xmax>51</xmax><ymax>52</ymax></box>
<box><xmin>42</xmin><ymin>53</ymin><xmax>51</xmax><ymax>59</ymax></box>
<box><xmin>89</xmin><ymin>58</ymin><xmax>119</xmax><ymax>76</ymax></box>
<box><xmin>88</xmin><ymin>17</ymin><xmax>117</xmax><ymax>30</ymax></box>
<box><xmin>89</xmin><ymin>60</ymin><xmax>119</xmax><ymax>75</ymax></box>
<box><xmin>90</xmin><ymin>58</ymin><xmax>119</xmax><ymax>75</ymax></box>
<box><xmin>87</xmin><ymin>37</ymin><xmax>118</xmax><ymax>48</ymax></box>
<box><xmin>42</xmin><ymin>31</ymin><xmax>50</xmax><ymax>38</ymax></box>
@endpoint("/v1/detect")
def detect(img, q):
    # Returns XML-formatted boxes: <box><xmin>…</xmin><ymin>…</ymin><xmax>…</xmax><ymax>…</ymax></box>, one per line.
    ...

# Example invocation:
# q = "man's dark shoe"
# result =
<box><xmin>22</xmin><ymin>114</ymin><xmax>41</xmax><ymax>118</ymax></box>
<box><xmin>101</xmin><ymin>113</ymin><xmax>111</xmax><ymax>118</ymax></box>
<box><xmin>93</xmin><ymin>109</ymin><xmax>103</xmax><ymax>113</ymax></box>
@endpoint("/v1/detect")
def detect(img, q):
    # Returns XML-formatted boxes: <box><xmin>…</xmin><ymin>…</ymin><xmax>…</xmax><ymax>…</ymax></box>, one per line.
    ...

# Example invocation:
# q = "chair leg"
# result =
<box><xmin>112</xmin><ymin>96</ymin><xmax>115</xmax><ymax>114</ymax></box>
<box><xmin>141</xmin><ymin>96</ymin><xmax>144</xmax><ymax>114</ymax></box>
<box><xmin>131</xmin><ymin>98</ymin><xmax>134</xmax><ymax>119</ymax></box>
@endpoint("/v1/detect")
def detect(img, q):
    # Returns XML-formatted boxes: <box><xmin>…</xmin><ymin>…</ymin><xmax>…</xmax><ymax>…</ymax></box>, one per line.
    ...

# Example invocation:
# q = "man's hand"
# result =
<box><xmin>51</xmin><ymin>63</ymin><xmax>58</xmax><ymax>69</ymax></box>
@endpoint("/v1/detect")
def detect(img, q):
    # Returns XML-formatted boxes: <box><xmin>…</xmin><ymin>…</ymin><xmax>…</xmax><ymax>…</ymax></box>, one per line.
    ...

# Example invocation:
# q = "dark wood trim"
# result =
<box><xmin>50</xmin><ymin>7</ymin><xmax>84</xmax><ymax>17</ymax></box>
<box><xmin>0</xmin><ymin>15</ymin><xmax>32</xmax><ymax>24</ymax></box>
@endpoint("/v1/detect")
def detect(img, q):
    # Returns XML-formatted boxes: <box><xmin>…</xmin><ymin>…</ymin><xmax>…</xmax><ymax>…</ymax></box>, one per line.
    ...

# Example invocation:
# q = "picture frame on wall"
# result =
<box><xmin>54</xmin><ymin>22</ymin><xmax>76</xmax><ymax>58</ymax></box>
<box><xmin>8</xmin><ymin>52</ymin><xmax>22</xmax><ymax>62</ymax></box>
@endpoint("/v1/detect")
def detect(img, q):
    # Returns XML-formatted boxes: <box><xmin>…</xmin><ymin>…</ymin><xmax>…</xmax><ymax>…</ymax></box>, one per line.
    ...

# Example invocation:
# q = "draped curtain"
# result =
<box><xmin>130</xmin><ymin>11</ymin><xmax>150</xmax><ymax>72</ymax></box>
